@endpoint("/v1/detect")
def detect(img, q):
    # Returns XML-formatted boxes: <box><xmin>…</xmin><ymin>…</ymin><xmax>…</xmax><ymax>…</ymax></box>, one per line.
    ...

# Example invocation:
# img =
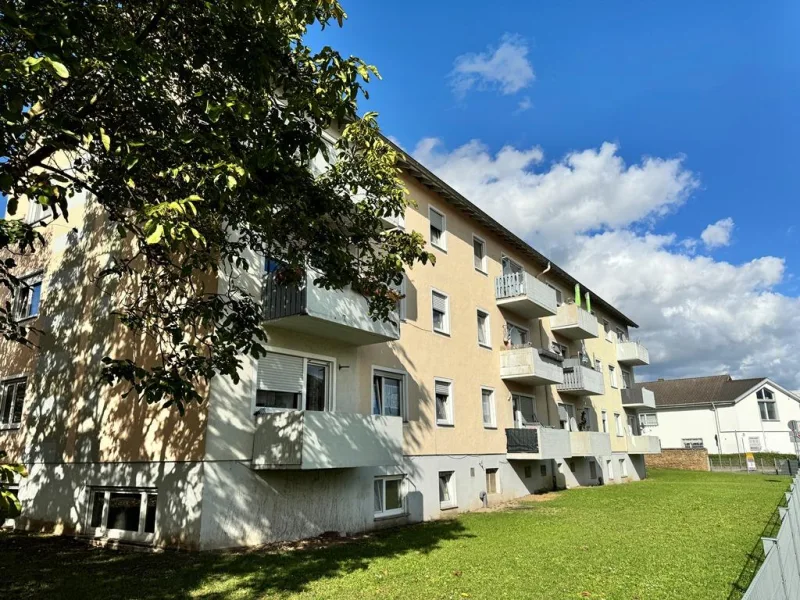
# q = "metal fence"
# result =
<box><xmin>736</xmin><ymin>474</ymin><xmax>800</xmax><ymax>599</ymax></box>
<box><xmin>711</xmin><ymin>457</ymin><xmax>799</xmax><ymax>476</ymax></box>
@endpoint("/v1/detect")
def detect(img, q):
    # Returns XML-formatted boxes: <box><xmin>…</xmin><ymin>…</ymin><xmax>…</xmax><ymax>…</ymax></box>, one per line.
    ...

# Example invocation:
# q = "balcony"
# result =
<box><xmin>569</xmin><ymin>431</ymin><xmax>612</xmax><ymax>457</ymax></box>
<box><xmin>621</xmin><ymin>386</ymin><xmax>656</xmax><ymax>409</ymax></box>
<box><xmin>549</xmin><ymin>303</ymin><xmax>599</xmax><ymax>340</ymax></box>
<box><xmin>263</xmin><ymin>271</ymin><xmax>399</xmax><ymax>346</ymax></box>
<box><xmin>505</xmin><ymin>426</ymin><xmax>572</xmax><ymax>460</ymax></box>
<box><xmin>558</xmin><ymin>358</ymin><xmax>605</xmax><ymax>396</ymax></box>
<box><xmin>617</xmin><ymin>341</ymin><xmax>650</xmax><ymax>366</ymax></box>
<box><xmin>251</xmin><ymin>410</ymin><xmax>403</xmax><ymax>470</ymax></box>
<box><xmin>495</xmin><ymin>272</ymin><xmax>558</xmax><ymax>319</ymax></box>
<box><xmin>500</xmin><ymin>346</ymin><xmax>565</xmax><ymax>386</ymax></box>
<box><xmin>627</xmin><ymin>435</ymin><xmax>661</xmax><ymax>454</ymax></box>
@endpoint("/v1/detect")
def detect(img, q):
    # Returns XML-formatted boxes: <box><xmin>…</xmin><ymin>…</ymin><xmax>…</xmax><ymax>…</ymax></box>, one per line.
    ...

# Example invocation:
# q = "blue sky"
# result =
<box><xmin>310</xmin><ymin>1</ymin><xmax>800</xmax><ymax>386</ymax></box>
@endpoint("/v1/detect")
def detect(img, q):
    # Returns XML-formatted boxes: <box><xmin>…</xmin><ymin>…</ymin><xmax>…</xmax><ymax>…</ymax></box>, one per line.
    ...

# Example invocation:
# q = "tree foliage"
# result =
<box><xmin>0</xmin><ymin>0</ymin><xmax>434</xmax><ymax>414</ymax></box>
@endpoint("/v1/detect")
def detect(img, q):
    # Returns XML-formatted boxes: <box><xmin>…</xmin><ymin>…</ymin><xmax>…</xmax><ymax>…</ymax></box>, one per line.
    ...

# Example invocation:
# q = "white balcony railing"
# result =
<box><xmin>495</xmin><ymin>272</ymin><xmax>558</xmax><ymax>319</ymax></box>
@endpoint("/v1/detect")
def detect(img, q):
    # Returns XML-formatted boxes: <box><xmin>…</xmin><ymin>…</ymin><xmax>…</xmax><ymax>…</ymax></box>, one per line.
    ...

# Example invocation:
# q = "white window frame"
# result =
<box><xmin>393</xmin><ymin>274</ymin><xmax>408</xmax><ymax>322</ymax></box>
<box><xmin>640</xmin><ymin>412</ymin><xmax>658</xmax><ymax>427</ymax></box>
<box><xmin>545</xmin><ymin>283</ymin><xmax>564</xmax><ymax>306</ymax></box>
<box><xmin>481</xmin><ymin>386</ymin><xmax>496</xmax><ymax>429</ymax></box>
<box><xmin>472</xmin><ymin>234</ymin><xmax>487</xmax><ymax>273</ymax></box>
<box><xmin>429</xmin><ymin>206</ymin><xmax>447</xmax><ymax>251</ymax></box>
<box><xmin>614</xmin><ymin>412</ymin><xmax>623</xmax><ymax>437</ymax></box>
<box><xmin>608</xmin><ymin>365</ymin><xmax>618</xmax><ymax>389</ymax></box>
<box><xmin>619</xmin><ymin>458</ymin><xmax>628</xmax><ymax>478</ymax></box>
<box><xmin>505</xmin><ymin>319</ymin><xmax>529</xmax><ymax>346</ymax></box>
<box><xmin>15</xmin><ymin>273</ymin><xmax>43</xmax><ymax>321</ymax></box>
<box><xmin>758</xmin><ymin>396</ymin><xmax>778</xmax><ymax>421</ymax></box>
<box><xmin>603</xmin><ymin>319</ymin><xmax>612</xmax><ymax>342</ymax></box>
<box><xmin>601</xmin><ymin>410</ymin><xmax>608</xmax><ymax>433</ymax></box>
<box><xmin>431</xmin><ymin>289</ymin><xmax>450</xmax><ymax>335</ymax></box>
<box><xmin>438</xmin><ymin>471</ymin><xmax>457</xmax><ymax>509</ymax></box>
<box><xmin>434</xmin><ymin>378</ymin><xmax>454</xmax><ymax>426</ymax></box>
<box><xmin>682</xmin><ymin>438</ymin><xmax>704</xmax><ymax>449</ymax></box>
<box><xmin>371</xmin><ymin>366</ymin><xmax>408</xmax><ymax>421</ymax></box>
<box><xmin>252</xmin><ymin>347</ymin><xmax>337</xmax><ymax>415</ymax></box>
<box><xmin>374</xmin><ymin>475</ymin><xmax>406</xmax><ymax>519</ymax></box>
<box><xmin>85</xmin><ymin>487</ymin><xmax>158</xmax><ymax>544</ymax></box>
<box><xmin>476</xmin><ymin>308</ymin><xmax>491</xmax><ymax>349</ymax></box>
<box><xmin>0</xmin><ymin>376</ymin><xmax>27</xmax><ymax>429</ymax></box>
<box><xmin>606</xmin><ymin>459</ymin><xmax>614</xmax><ymax>481</ymax></box>
<box><xmin>485</xmin><ymin>467</ymin><xmax>500</xmax><ymax>494</ymax></box>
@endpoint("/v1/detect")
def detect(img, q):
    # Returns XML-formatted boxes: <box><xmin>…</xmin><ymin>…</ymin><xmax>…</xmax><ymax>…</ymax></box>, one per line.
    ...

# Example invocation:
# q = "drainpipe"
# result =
<box><xmin>712</xmin><ymin>402</ymin><xmax>722</xmax><ymax>458</ymax></box>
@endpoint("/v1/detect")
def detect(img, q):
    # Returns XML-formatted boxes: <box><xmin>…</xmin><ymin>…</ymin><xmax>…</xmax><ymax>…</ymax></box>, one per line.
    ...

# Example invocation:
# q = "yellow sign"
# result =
<box><xmin>746</xmin><ymin>452</ymin><xmax>756</xmax><ymax>472</ymax></box>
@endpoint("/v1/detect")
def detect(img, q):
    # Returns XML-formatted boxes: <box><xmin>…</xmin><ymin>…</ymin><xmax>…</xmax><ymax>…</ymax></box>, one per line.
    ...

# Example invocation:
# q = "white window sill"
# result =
<box><xmin>761</xmin><ymin>419</ymin><xmax>780</xmax><ymax>422</ymax></box>
<box><xmin>478</xmin><ymin>343</ymin><xmax>492</xmax><ymax>350</ymax></box>
<box><xmin>440</xmin><ymin>503</ymin><xmax>458</xmax><ymax>511</ymax></box>
<box><xmin>15</xmin><ymin>315</ymin><xmax>38</xmax><ymax>324</ymax></box>
<box><xmin>475</xmin><ymin>268</ymin><xmax>488</xmax><ymax>276</ymax></box>
<box><xmin>0</xmin><ymin>424</ymin><xmax>21</xmax><ymax>432</ymax></box>
<box><xmin>436</xmin><ymin>421</ymin><xmax>455</xmax><ymax>427</ymax></box>
<box><xmin>483</xmin><ymin>425</ymin><xmax>497</xmax><ymax>430</ymax></box>
<box><xmin>433</xmin><ymin>329</ymin><xmax>450</xmax><ymax>337</ymax></box>
<box><xmin>374</xmin><ymin>510</ymin><xmax>407</xmax><ymax>521</ymax></box>
<box><xmin>431</xmin><ymin>243</ymin><xmax>447</xmax><ymax>253</ymax></box>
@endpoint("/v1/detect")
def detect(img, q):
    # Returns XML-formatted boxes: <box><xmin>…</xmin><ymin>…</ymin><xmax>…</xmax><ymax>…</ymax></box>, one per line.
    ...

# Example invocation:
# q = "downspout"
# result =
<box><xmin>712</xmin><ymin>402</ymin><xmax>722</xmax><ymax>458</ymax></box>
<box><xmin>536</xmin><ymin>262</ymin><xmax>551</xmax><ymax>280</ymax></box>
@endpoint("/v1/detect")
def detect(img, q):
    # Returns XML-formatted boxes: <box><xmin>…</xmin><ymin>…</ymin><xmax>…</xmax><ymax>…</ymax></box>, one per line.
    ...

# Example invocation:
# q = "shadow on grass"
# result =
<box><xmin>727</xmin><ymin>487</ymin><xmax>790</xmax><ymax>600</ymax></box>
<box><xmin>1</xmin><ymin>519</ymin><xmax>472</xmax><ymax>599</ymax></box>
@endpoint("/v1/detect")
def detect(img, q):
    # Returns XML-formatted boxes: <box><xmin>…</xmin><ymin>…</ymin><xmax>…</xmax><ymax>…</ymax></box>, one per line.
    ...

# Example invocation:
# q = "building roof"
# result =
<box><xmin>636</xmin><ymin>375</ymin><xmax>766</xmax><ymax>408</ymax></box>
<box><xmin>387</xmin><ymin>140</ymin><xmax>639</xmax><ymax>329</ymax></box>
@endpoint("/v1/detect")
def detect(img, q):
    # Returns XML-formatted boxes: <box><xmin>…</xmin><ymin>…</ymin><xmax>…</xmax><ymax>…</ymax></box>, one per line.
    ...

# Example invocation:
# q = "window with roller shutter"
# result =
<box><xmin>429</xmin><ymin>207</ymin><xmax>446</xmax><ymax>250</ymax></box>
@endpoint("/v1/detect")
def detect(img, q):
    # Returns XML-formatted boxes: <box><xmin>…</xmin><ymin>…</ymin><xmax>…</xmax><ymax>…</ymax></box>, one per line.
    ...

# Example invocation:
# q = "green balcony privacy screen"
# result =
<box><xmin>574</xmin><ymin>283</ymin><xmax>581</xmax><ymax>306</ymax></box>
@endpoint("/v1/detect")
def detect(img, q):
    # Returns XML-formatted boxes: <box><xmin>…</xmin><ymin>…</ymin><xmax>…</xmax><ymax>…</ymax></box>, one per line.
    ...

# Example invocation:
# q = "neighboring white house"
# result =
<box><xmin>635</xmin><ymin>375</ymin><xmax>800</xmax><ymax>455</ymax></box>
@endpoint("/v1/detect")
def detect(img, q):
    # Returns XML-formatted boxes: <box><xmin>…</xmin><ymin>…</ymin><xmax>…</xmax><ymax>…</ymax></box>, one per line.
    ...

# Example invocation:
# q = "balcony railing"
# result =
<box><xmin>252</xmin><ymin>410</ymin><xmax>403</xmax><ymax>470</ymax></box>
<box><xmin>500</xmin><ymin>346</ymin><xmax>565</xmax><ymax>386</ymax></box>
<box><xmin>558</xmin><ymin>358</ymin><xmax>605</xmax><ymax>396</ymax></box>
<box><xmin>569</xmin><ymin>431</ymin><xmax>612</xmax><ymax>457</ymax></box>
<box><xmin>495</xmin><ymin>272</ymin><xmax>558</xmax><ymax>319</ymax></box>
<box><xmin>506</xmin><ymin>425</ymin><xmax>571</xmax><ymax>460</ymax></box>
<box><xmin>549</xmin><ymin>303</ymin><xmax>599</xmax><ymax>340</ymax></box>
<box><xmin>621</xmin><ymin>387</ymin><xmax>656</xmax><ymax>409</ymax></box>
<box><xmin>627</xmin><ymin>435</ymin><xmax>661</xmax><ymax>454</ymax></box>
<box><xmin>617</xmin><ymin>341</ymin><xmax>650</xmax><ymax>366</ymax></box>
<box><xmin>263</xmin><ymin>271</ymin><xmax>399</xmax><ymax>345</ymax></box>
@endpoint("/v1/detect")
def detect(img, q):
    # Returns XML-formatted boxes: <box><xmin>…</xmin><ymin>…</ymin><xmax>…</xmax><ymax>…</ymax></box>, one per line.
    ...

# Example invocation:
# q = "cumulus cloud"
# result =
<box><xmin>450</xmin><ymin>34</ymin><xmax>535</xmax><ymax>97</ymax></box>
<box><xmin>516</xmin><ymin>97</ymin><xmax>533</xmax><ymax>113</ymax></box>
<box><xmin>701</xmin><ymin>217</ymin><xmax>735</xmax><ymax>249</ymax></box>
<box><xmin>411</xmin><ymin>138</ymin><xmax>800</xmax><ymax>388</ymax></box>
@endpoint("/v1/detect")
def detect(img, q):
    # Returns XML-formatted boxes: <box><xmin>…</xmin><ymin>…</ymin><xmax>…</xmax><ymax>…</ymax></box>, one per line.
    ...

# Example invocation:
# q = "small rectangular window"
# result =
<box><xmin>758</xmin><ymin>401</ymin><xmax>778</xmax><ymax>421</ymax></box>
<box><xmin>546</xmin><ymin>283</ymin><xmax>563</xmax><ymax>306</ymax></box>
<box><xmin>485</xmin><ymin>468</ymin><xmax>499</xmax><ymax>494</ymax></box>
<box><xmin>621</xmin><ymin>369</ymin><xmax>632</xmax><ymax>389</ymax></box>
<box><xmin>603</xmin><ymin>319</ymin><xmax>612</xmax><ymax>341</ymax></box>
<box><xmin>438</xmin><ymin>471</ymin><xmax>457</xmax><ymax>509</ymax></box>
<box><xmin>0</xmin><ymin>378</ymin><xmax>27</xmax><ymax>427</ymax></box>
<box><xmin>374</xmin><ymin>476</ymin><xmax>405</xmax><ymax>518</ymax></box>
<box><xmin>435</xmin><ymin>379</ymin><xmax>454</xmax><ymax>426</ymax></box>
<box><xmin>682</xmin><ymin>438</ymin><xmax>704</xmax><ymax>449</ymax></box>
<box><xmin>608</xmin><ymin>365</ymin><xmax>618</xmax><ymax>389</ymax></box>
<box><xmin>640</xmin><ymin>413</ymin><xmax>658</xmax><ymax>427</ymax></box>
<box><xmin>615</xmin><ymin>327</ymin><xmax>627</xmax><ymax>342</ymax></box>
<box><xmin>481</xmin><ymin>387</ymin><xmax>496</xmax><ymax>428</ymax></box>
<box><xmin>88</xmin><ymin>488</ymin><xmax>157</xmax><ymax>539</ymax></box>
<box><xmin>606</xmin><ymin>459</ymin><xmax>614</xmax><ymax>480</ymax></box>
<box><xmin>505</xmin><ymin>322</ymin><xmax>529</xmax><ymax>346</ymax></box>
<box><xmin>539</xmin><ymin>464</ymin><xmax>547</xmax><ymax>477</ymax></box>
<box><xmin>431</xmin><ymin>291</ymin><xmax>450</xmax><ymax>335</ymax></box>
<box><xmin>619</xmin><ymin>459</ymin><xmax>628</xmax><ymax>478</ymax></box>
<box><xmin>429</xmin><ymin>207</ymin><xmax>447</xmax><ymax>251</ymax></box>
<box><xmin>373</xmin><ymin>370</ymin><xmax>405</xmax><ymax>418</ymax></box>
<box><xmin>524</xmin><ymin>466</ymin><xmax>532</xmax><ymax>478</ymax></box>
<box><xmin>477</xmin><ymin>310</ymin><xmax>491</xmax><ymax>348</ymax></box>
<box><xmin>601</xmin><ymin>410</ymin><xmax>608</xmax><ymax>433</ymax></box>
<box><xmin>473</xmin><ymin>235</ymin><xmax>487</xmax><ymax>272</ymax></box>
<box><xmin>15</xmin><ymin>276</ymin><xmax>42</xmax><ymax>320</ymax></box>
<box><xmin>614</xmin><ymin>413</ymin><xmax>623</xmax><ymax>437</ymax></box>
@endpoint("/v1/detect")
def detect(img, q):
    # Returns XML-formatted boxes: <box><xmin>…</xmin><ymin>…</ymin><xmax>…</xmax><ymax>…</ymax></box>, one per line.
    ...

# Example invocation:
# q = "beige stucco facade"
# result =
<box><xmin>1</xmin><ymin>153</ymin><xmax>658</xmax><ymax>549</ymax></box>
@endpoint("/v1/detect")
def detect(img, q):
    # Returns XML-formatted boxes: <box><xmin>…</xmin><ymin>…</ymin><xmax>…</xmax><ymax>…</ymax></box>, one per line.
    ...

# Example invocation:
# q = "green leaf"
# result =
<box><xmin>145</xmin><ymin>224</ymin><xmax>164</xmax><ymax>244</ymax></box>
<box><xmin>100</xmin><ymin>128</ymin><xmax>110</xmax><ymax>152</ymax></box>
<box><xmin>44</xmin><ymin>57</ymin><xmax>69</xmax><ymax>78</ymax></box>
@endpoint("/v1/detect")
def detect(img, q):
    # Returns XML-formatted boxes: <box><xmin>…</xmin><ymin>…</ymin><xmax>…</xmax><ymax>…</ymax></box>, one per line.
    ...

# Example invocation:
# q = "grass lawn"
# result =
<box><xmin>0</xmin><ymin>469</ymin><xmax>790</xmax><ymax>600</ymax></box>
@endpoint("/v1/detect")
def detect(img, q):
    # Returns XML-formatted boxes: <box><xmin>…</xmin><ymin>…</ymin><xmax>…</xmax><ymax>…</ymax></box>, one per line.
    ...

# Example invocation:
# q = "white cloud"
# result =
<box><xmin>450</xmin><ymin>34</ymin><xmax>535</xmax><ymax>97</ymax></box>
<box><xmin>411</xmin><ymin>138</ymin><xmax>800</xmax><ymax>389</ymax></box>
<box><xmin>700</xmin><ymin>217</ymin><xmax>735</xmax><ymax>249</ymax></box>
<box><xmin>516</xmin><ymin>97</ymin><xmax>533</xmax><ymax>113</ymax></box>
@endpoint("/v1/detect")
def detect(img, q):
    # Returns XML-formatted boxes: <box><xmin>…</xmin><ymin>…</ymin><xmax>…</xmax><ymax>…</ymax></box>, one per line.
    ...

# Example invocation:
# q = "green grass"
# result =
<box><xmin>0</xmin><ymin>469</ymin><xmax>790</xmax><ymax>600</ymax></box>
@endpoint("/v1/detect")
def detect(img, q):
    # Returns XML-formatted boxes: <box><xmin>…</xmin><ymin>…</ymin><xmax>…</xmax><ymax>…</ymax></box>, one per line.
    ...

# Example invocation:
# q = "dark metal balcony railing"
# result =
<box><xmin>506</xmin><ymin>428</ymin><xmax>539</xmax><ymax>454</ymax></box>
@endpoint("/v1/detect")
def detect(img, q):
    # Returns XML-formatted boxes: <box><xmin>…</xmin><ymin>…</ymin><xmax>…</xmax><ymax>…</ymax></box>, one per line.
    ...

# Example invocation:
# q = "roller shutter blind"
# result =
<box><xmin>432</xmin><ymin>292</ymin><xmax>447</xmax><ymax>313</ymax></box>
<box><xmin>429</xmin><ymin>208</ymin><xmax>444</xmax><ymax>231</ymax></box>
<box><xmin>434</xmin><ymin>380</ymin><xmax>450</xmax><ymax>395</ymax></box>
<box><xmin>258</xmin><ymin>352</ymin><xmax>304</xmax><ymax>393</ymax></box>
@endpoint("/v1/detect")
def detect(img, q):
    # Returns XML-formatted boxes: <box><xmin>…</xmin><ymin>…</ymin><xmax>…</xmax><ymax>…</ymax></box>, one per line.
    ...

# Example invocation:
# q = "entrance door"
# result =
<box><xmin>512</xmin><ymin>394</ymin><xmax>536</xmax><ymax>428</ymax></box>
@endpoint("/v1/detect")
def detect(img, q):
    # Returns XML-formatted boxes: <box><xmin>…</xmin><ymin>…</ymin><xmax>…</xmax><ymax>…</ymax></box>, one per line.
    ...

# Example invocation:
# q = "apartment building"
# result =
<box><xmin>1</xmin><ymin>148</ymin><xmax>659</xmax><ymax>549</ymax></box>
<box><xmin>636</xmin><ymin>375</ymin><xmax>800</xmax><ymax>455</ymax></box>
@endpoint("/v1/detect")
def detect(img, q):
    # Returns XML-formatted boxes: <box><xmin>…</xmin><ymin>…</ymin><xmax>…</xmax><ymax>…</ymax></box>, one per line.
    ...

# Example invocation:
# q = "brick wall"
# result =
<box><xmin>645</xmin><ymin>448</ymin><xmax>710</xmax><ymax>472</ymax></box>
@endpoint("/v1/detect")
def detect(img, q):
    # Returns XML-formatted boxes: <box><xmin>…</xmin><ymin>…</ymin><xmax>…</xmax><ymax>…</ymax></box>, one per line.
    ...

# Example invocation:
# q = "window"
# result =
<box><xmin>431</xmin><ymin>290</ymin><xmax>450</xmax><ymax>334</ymax></box>
<box><xmin>512</xmin><ymin>394</ymin><xmax>537</xmax><ymax>428</ymax></box>
<box><xmin>594</xmin><ymin>358</ymin><xmax>602</xmax><ymax>372</ymax></box>
<box><xmin>373</xmin><ymin>369</ymin><xmax>405</xmax><ymax>418</ymax></box>
<box><xmin>485</xmin><ymin>468</ymin><xmax>499</xmax><ymax>494</ymax></box>
<box><xmin>614</xmin><ymin>413</ymin><xmax>623</xmax><ymax>437</ymax></box>
<box><xmin>15</xmin><ymin>275</ymin><xmax>42</xmax><ymax>320</ymax></box>
<box><xmin>601</xmin><ymin>410</ymin><xmax>608</xmax><ymax>433</ymax></box>
<box><xmin>608</xmin><ymin>365</ymin><xmax>618</xmax><ymax>388</ymax></box>
<box><xmin>481</xmin><ymin>387</ymin><xmax>496</xmax><ymax>428</ymax></box>
<box><xmin>615</xmin><ymin>327</ymin><xmax>627</xmax><ymax>342</ymax></box>
<box><xmin>621</xmin><ymin>369</ymin><xmax>632</xmax><ymax>390</ymax></box>
<box><xmin>0</xmin><ymin>378</ymin><xmax>26</xmax><ymax>428</ymax></box>
<box><xmin>682</xmin><ymin>438</ymin><xmax>704</xmax><ymax>449</ymax></box>
<box><xmin>501</xmin><ymin>255</ymin><xmax>523</xmax><ymax>276</ymax></box>
<box><xmin>589</xmin><ymin>461</ymin><xmax>597</xmax><ymax>479</ymax></box>
<box><xmin>553</xmin><ymin>342</ymin><xmax>569</xmax><ymax>358</ymax></box>
<box><xmin>88</xmin><ymin>488</ymin><xmax>157</xmax><ymax>540</ymax></box>
<box><xmin>374</xmin><ymin>476</ymin><xmax>405</xmax><ymax>518</ymax></box>
<box><xmin>603</xmin><ymin>319</ymin><xmax>612</xmax><ymax>341</ymax></box>
<box><xmin>546</xmin><ymin>283</ymin><xmax>563</xmax><ymax>306</ymax></box>
<box><xmin>476</xmin><ymin>310</ymin><xmax>491</xmax><ymax>348</ymax></box>
<box><xmin>256</xmin><ymin>352</ymin><xmax>332</xmax><ymax>411</ymax></box>
<box><xmin>429</xmin><ymin>207</ymin><xmax>446</xmax><ymax>251</ymax></box>
<box><xmin>438</xmin><ymin>471</ymin><xmax>456</xmax><ymax>509</ymax></box>
<box><xmin>606</xmin><ymin>459</ymin><xmax>614</xmax><ymax>480</ymax></box>
<box><xmin>524</xmin><ymin>466</ymin><xmax>532</xmax><ymax>478</ymax></box>
<box><xmin>435</xmin><ymin>379</ymin><xmax>454</xmax><ymax>426</ymax></box>
<box><xmin>749</xmin><ymin>437</ymin><xmax>763</xmax><ymax>452</ymax></box>
<box><xmin>473</xmin><ymin>235</ymin><xmax>487</xmax><ymax>272</ymax></box>
<box><xmin>619</xmin><ymin>459</ymin><xmax>628</xmax><ymax>478</ymax></box>
<box><xmin>392</xmin><ymin>275</ymin><xmax>407</xmax><ymax>321</ymax></box>
<box><xmin>757</xmin><ymin>389</ymin><xmax>778</xmax><ymax>421</ymax></box>
<box><xmin>540</xmin><ymin>464</ymin><xmax>547</xmax><ymax>477</ymax></box>
<box><xmin>640</xmin><ymin>413</ymin><xmax>658</xmax><ymax>427</ymax></box>
<box><xmin>505</xmin><ymin>322</ymin><xmax>529</xmax><ymax>346</ymax></box>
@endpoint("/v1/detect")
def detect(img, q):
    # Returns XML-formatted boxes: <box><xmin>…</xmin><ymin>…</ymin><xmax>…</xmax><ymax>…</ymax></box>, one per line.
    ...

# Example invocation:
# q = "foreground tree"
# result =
<box><xmin>0</xmin><ymin>1</ymin><xmax>433</xmax><ymax>416</ymax></box>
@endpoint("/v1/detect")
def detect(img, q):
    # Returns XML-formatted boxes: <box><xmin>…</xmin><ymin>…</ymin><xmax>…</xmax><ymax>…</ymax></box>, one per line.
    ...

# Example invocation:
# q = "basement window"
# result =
<box><xmin>87</xmin><ymin>488</ymin><xmax>157</xmax><ymax>543</ymax></box>
<box><xmin>374</xmin><ymin>476</ymin><xmax>405</xmax><ymax>519</ymax></box>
